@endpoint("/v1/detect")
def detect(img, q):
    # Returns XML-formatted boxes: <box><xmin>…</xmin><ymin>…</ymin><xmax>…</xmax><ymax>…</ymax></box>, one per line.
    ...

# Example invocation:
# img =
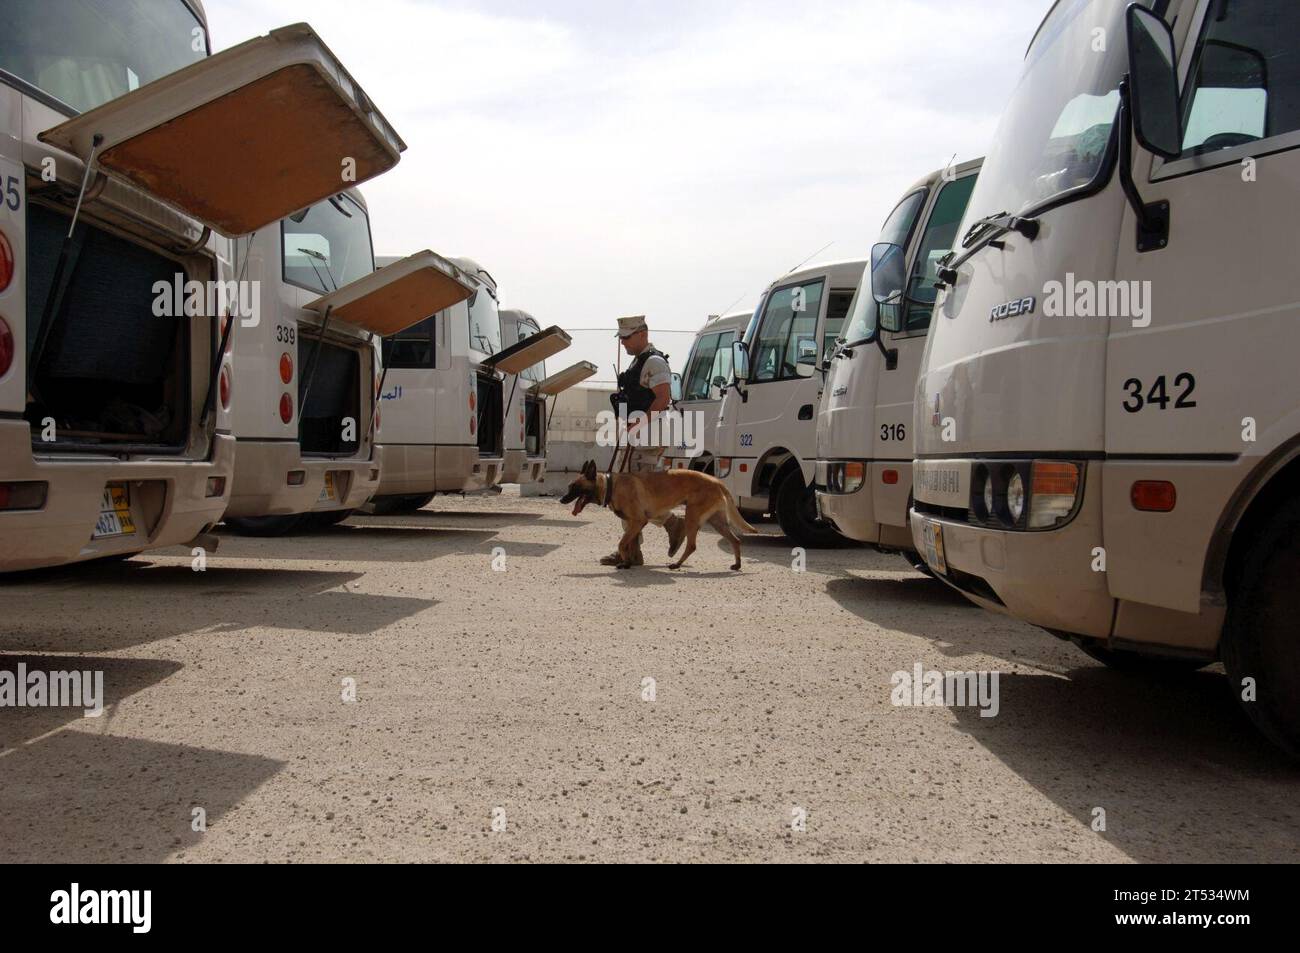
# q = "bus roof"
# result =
<box><xmin>767</xmin><ymin>257</ymin><xmax>868</xmax><ymax>291</ymax></box>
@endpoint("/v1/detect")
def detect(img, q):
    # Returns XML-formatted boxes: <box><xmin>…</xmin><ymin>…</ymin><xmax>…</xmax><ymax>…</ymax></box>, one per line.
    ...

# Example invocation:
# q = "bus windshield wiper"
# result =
<box><xmin>961</xmin><ymin>210</ymin><xmax>1040</xmax><ymax>248</ymax></box>
<box><xmin>939</xmin><ymin>210</ymin><xmax>1042</xmax><ymax>286</ymax></box>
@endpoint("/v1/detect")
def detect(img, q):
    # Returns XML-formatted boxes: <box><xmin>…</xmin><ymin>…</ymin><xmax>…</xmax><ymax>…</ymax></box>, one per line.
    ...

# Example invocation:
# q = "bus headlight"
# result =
<box><xmin>1006</xmin><ymin>471</ymin><xmax>1026</xmax><ymax>524</ymax></box>
<box><xmin>821</xmin><ymin>461</ymin><xmax>865</xmax><ymax>494</ymax></box>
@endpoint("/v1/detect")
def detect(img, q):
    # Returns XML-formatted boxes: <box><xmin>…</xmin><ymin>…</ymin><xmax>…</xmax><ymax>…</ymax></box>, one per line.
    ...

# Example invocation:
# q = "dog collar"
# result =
<box><xmin>602</xmin><ymin>473</ymin><xmax>615</xmax><ymax>509</ymax></box>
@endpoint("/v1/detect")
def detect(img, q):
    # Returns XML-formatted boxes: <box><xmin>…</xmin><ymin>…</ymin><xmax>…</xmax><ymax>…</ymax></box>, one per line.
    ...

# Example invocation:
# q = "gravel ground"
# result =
<box><xmin>1</xmin><ymin>486</ymin><xmax>1297</xmax><ymax>863</ymax></box>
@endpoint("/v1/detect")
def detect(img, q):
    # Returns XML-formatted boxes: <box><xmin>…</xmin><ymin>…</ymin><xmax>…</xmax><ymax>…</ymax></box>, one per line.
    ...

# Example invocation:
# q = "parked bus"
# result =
<box><xmin>224</xmin><ymin>192</ymin><xmax>472</xmax><ymax>534</ymax></box>
<box><xmin>0</xmin><ymin>7</ymin><xmax>403</xmax><ymax>570</ymax></box>
<box><xmin>909</xmin><ymin>0</ymin><xmax>1300</xmax><ymax>754</ymax></box>
<box><xmin>499</xmin><ymin>308</ymin><xmax>595</xmax><ymax>486</ymax></box>
<box><xmin>662</xmin><ymin>310</ymin><xmax>749</xmax><ymax>474</ymax></box>
<box><xmin>372</xmin><ymin>258</ymin><xmax>568</xmax><ymax>513</ymax></box>
<box><xmin>815</xmin><ymin>159</ymin><xmax>981</xmax><ymax>562</ymax></box>
<box><xmin>717</xmin><ymin>259</ymin><xmax>864</xmax><ymax>545</ymax></box>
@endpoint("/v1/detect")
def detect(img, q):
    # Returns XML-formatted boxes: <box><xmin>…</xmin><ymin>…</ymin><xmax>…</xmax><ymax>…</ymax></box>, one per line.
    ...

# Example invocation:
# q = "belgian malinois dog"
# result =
<box><xmin>561</xmin><ymin>460</ymin><xmax>758</xmax><ymax>570</ymax></box>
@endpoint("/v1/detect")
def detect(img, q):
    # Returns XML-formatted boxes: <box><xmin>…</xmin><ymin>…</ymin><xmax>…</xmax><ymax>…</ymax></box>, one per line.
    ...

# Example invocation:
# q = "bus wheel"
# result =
<box><xmin>1074</xmin><ymin>641</ymin><xmax>1207</xmax><ymax>673</ymax></box>
<box><xmin>370</xmin><ymin>494</ymin><xmax>431</xmax><ymax>516</ymax></box>
<box><xmin>224</xmin><ymin>514</ymin><xmax>309</xmax><ymax>537</ymax></box>
<box><xmin>1222</xmin><ymin>502</ymin><xmax>1300</xmax><ymax>758</ymax></box>
<box><xmin>775</xmin><ymin>472</ymin><xmax>840</xmax><ymax>548</ymax></box>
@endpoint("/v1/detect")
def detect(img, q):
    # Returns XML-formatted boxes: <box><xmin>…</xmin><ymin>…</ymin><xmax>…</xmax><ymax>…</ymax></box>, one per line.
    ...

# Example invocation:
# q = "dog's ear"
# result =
<box><xmin>582</xmin><ymin>460</ymin><xmax>597</xmax><ymax>480</ymax></box>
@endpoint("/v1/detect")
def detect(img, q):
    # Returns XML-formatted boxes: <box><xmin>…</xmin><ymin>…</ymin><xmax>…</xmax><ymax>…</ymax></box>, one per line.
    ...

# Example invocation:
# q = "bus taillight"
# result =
<box><xmin>0</xmin><ymin>231</ymin><xmax>13</xmax><ymax>293</ymax></box>
<box><xmin>280</xmin><ymin>393</ymin><xmax>294</xmax><ymax>424</ymax></box>
<box><xmin>0</xmin><ymin>316</ymin><xmax>12</xmax><ymax>378</ymax></box>
<box><xmin>279</xmin><ymin>352</ymin><xmax>293</xmax><ymax>384</ymax></box>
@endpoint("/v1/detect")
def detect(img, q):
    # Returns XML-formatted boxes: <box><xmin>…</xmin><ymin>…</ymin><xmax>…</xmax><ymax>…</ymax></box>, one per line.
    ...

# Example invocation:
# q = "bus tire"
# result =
<box><xmin>304</xmin><ymin>509</ymin><xmax>355</xmax><ymax>529</ymax></box>
<box><xmin>224</xmin><ymin>514</ymin><xmax>309</xmax><ymax>537</ymax></box>
<box><xmin>1222</xmin><ymin>498</ymin><xmax>1300</xmax><ymax>758</ymax></box>
<box><xmin>775</xmin><ymin>471</ymin><xmax>840</xmax><ymax>548</ymax></box>
<box><xmin>369</xmin><ymin>494</ymin><xmax>432</xmax><ymax>516</ymax></box>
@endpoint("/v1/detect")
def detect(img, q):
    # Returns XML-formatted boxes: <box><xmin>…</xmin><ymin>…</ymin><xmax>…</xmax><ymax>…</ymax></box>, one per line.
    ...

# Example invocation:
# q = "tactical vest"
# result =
<box><xmin>614</xmin><ymin>346</ymin><xmax>668</xmax><ymax>416</ymax></box>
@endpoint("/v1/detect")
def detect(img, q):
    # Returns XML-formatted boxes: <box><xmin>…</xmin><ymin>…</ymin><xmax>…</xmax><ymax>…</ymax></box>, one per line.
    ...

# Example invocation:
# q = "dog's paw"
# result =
<box><xmin>730</xmin><ymin>562</ymin><xmax>741</xmax><ymax>571</ymax></box>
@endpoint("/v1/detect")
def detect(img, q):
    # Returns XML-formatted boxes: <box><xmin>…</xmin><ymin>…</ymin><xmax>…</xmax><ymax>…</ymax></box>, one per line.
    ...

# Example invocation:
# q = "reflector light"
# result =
<box><xmin>1132</xmin><ymin>480</ymin><xmax>1176</xmax><ymax>512</ymax></box>
<box><xmin>219</xmin><ymin>365</ymin><xmax>232</xmax><ymax>410</ymax></box>
<box><xmin>287</xmin><ymin>470</ymin><xmax>306</xmax><ymax>486</ymax></box>
<box><xmin>205</xmin><ymin>477</ymin><xmax>226</xmax><ymax>498</ymax></box>
<box><xmin>0</xmin><ymin>481</ymin><xmax>48</xmax><ymax>510</ymax></box>
<box><xmin>279</xmin><ymin>352</ymin><xmax>293</xmax><ymax>384</ymax></box>
<box><xmin>0</xmin><ymin>231</ymin><xmax>13</xmax><ymax>293</ymax></box>
<box><xmin>882</xmin><ymin>468</ymin><xmax>899</xmax><ymax>485</ymax></box>
<box><xmin>0</xmin><ymin>316</ymin><xmax>13</xmax><ymax>378</ymax></box>
<box><xmin>280</xmin><ymin>393</ymin><xmax>293</xmax><ymax>424</ymax></box>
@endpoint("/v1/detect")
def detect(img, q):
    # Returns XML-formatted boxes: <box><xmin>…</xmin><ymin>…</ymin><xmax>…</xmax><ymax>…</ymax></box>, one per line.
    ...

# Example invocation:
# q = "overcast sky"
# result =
<box><xmin>206</xmin><ymin>0</ymin><xmax>1048</xmax><ymax>378</ymax></box>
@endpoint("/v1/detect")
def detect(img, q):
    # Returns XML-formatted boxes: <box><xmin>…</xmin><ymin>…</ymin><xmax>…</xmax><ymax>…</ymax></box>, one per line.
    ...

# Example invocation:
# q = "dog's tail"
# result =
<box><xmin>723</xmin><ymin>490</ymin><xmax>759</xmax><ymax>535</ymax></box>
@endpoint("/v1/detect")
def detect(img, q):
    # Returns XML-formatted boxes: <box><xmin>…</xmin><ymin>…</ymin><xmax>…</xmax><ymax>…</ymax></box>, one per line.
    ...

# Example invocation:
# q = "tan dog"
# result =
<box><xmin>561</xmin><ymin>460</ymin><xmax>758</xmax><ymax>570</ymax></box>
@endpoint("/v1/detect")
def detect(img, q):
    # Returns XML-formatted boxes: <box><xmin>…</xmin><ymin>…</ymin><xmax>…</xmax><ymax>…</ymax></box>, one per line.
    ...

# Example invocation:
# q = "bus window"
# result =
<box><xmin>751</xmin><ymin>279</ymin><xmax>825</xmax><ymax>383</ymax></box>
<box><xmin>1181</xmin><ymin>2</ymin><xmax>1300</xmax><ymax>156</ymax></box>
<box><xmin>900</xmin><ymin>172</ymin><xmax>978</xmax><ymax>332</ymax></box>
<box><xmin>383</xmin><ymin>315</ymin><xmax>436</xmax><ymax>368</ymax></box>
<box><xmin>282</xmin><ymin>194</ymin><xmax>375</xmax><ymax>294</ymax></box>
<box><xmin>822</xmin><ymin>291</ymin><xmax>854</xmax><ymax>360</ymax></box>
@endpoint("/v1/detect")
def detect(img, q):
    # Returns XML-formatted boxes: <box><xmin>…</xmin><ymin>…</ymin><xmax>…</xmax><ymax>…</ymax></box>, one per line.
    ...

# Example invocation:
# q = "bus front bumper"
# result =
<box><xmin>225</xmin><ymin>440</ymin><xmax>378</xmax><ymax>518</ymax></box>
<box><xmin>0</xmin><ymin>422</ymin><xmax>234</xmax><ymax>572</ymax></box>
<box><xmin>375</xmin><ymin>445</ymin><xmax>502</xmax><ymax>496</ymax></box>
<box><xmin>909</xmin><ymin>459</ymin><xmax>1113</xmax><ymax>639</ymax></box>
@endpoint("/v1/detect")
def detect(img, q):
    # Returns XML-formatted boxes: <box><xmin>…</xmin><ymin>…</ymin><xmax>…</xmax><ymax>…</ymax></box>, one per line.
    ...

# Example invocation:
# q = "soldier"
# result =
<box><xmin>600</xmin><ymin>316</ymin><xmax>686</xmax><ymax>566</ymax></box>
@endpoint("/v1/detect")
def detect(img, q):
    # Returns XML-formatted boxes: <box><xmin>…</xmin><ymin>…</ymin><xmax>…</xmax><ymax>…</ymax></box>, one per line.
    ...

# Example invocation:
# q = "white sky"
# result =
<box><xmin>205</xmin><ymin>0</ymin><xmax>1048</xmax><ymax>379</ymax></box>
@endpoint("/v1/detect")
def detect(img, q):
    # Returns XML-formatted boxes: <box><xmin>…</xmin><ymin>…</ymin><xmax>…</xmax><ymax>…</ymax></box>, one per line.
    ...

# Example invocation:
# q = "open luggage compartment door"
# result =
<box><xmin>531</xmin><ymin>361</ymin><xmax>598</xmax><ymax>396</ymax></box>
<box><xmin>304</xmin><ymin>251</ymin><xmax>475</xmax><ymax>337</ymax></box>
<box><xmin>483</xmin><ymin>326</ymin><xmax>572</xmax><ymax>376</ymax></box>
<box><xmin>39</xmin><ymin>23</ymin><xmax>405</xmax><ymax>237</ymax></box>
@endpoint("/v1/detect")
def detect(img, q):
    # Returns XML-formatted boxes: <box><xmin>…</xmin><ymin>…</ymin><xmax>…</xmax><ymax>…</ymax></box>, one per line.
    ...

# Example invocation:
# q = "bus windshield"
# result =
<box><xmin>0</xmin><ymin>0</ymin><xmax>206</xmax><ymax>114</ymax></box>
<box><xmin>841</xmin><ymin>188</ymin><xmax>926</xmax><ymax>346</ymax></box>
<box><xmin>957</xmin><ymin>0</ymin><xmax>1141</xmax><ymax>231</ymax></box>
<box><xmin>282</xmin><ymin>194</ymin><xmax>375</xmax><ymax>294</ymax></box>
<box><xmin>518</xmin><ymin>319</ymin><xmax>544</xmax><ymax>382</ymax></box>
<box><xmin>467</xmin><ymin>282</ymin><xmax>502</xmax><ymax>357</ymax></box>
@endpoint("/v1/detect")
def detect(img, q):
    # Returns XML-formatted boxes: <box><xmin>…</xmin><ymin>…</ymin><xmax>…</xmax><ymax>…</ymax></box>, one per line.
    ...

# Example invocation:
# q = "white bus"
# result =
<box><xmin>0</xmin><ymin>5</ymin><xmax>402</xmax><ymax>570</ymax></box>
<box><xmin>662</xmin><ymin>310</ymin><xmax>749</xmax><ymax>474</ymax></box>
<box><xmin>499</xmin><ymin>308</ymin><xmax>595</xmax><ymax>486</ymax></box>
<box><xmin>372</xmin><ymin>258</ymin><xmax>567</xmax><ymax>513</ymax></box>
<box><xmin>815</xmin><ymin>160</ymin><xmax>981</xmax><ymax>561</ymax></box>
<box><xmin>224</xmin><ymin>192</ymin><xmax>471</xmax><ymax>534</ymax></box>
<box><xmin>910</xmin><ymin>0</ymin><xmax>1300</xmax><ymax>754</ymax></box>
<box><xmin>718</xmin><ymin>259</ymin><xmax>864</xmax><ymax>545</ymax></box>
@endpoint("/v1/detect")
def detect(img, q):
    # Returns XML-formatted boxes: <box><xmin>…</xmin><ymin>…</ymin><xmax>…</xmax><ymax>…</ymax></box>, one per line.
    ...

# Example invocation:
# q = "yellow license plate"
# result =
<box><xmin>922</xmin><ymin>520</ymin><xmax>947</xmax><ymax>575</ymax></box>
<box><xmin>92</xmin><ymin>484</ymin><xmax>136</xmax><ymax>539</ymax></box>
<box><xmin>318</xmin><ymin>472</ymin><xmax>338</xmax><ymax>504</ymax></box>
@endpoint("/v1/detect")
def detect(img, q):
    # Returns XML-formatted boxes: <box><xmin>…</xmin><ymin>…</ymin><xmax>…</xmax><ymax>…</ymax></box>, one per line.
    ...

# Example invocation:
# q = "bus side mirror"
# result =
<box><xmin>1126</xmin><ymin>5</ymin><xmax>1182</xmax><ymax>159</ymax></box>
<box><xmin>670</xmin><ymin>372</ymin><xmax>683</xmax><ymax>402</ymax></box>
<box><xmin>871</xmin><ymin>241</ymin><xmax>906</xmax><ymax>333</ymax></box>
<box><xmin>795</xmin><ymin>338</ymin><xmax>818</xmax><ymax>377</ymax></box>
<box><xmin>731</xmin><ymin>340</ymin><xmax>750</xmax><ymax>382</ymax></box>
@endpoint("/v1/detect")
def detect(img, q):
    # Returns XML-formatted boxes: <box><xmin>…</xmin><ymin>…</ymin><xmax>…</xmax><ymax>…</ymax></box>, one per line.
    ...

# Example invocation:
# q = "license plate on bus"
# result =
<box><xmin>921</xmin><ymin>520</ymin><xmax>947</xmax><ymax>575</ymax></box>
<box><xmin>92</xmin><ymin>484</ymin><xmax>136</xmax><ymax>539</ymax></box>
<box><xmin>318</xmin><ymin>472</ymin><xmax>338</xmax><ymax>504</ymax></box>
